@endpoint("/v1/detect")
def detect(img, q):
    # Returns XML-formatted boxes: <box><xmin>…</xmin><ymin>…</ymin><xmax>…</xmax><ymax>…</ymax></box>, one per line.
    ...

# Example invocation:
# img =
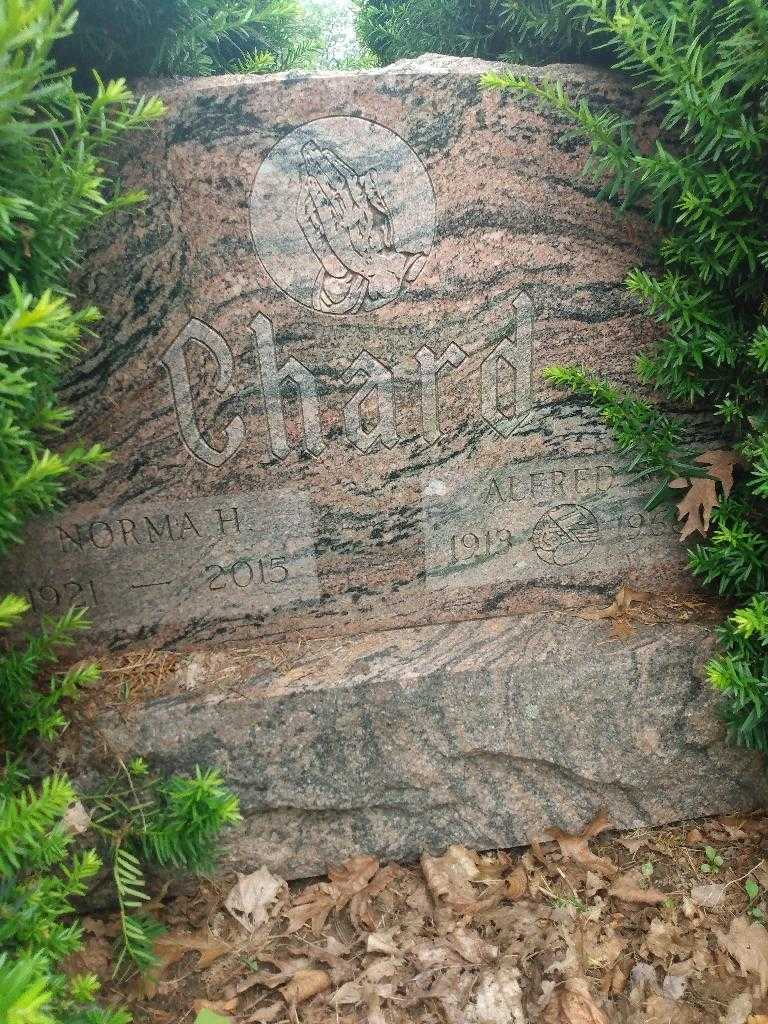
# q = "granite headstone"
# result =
<box><xmin>11</xmin><ymin>56</ymin><xmax>766</xmax><ymax>875</ymax></box>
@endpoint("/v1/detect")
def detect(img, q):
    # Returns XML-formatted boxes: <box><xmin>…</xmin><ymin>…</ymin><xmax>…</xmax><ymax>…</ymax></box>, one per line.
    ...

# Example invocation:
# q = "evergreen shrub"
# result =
<box><xmin>354</xmin><ymin>0</ymin><xmax>615</xmax><ymax>66</ymax></box>
<box><xmin>0</xmin><ymin>2</ymin><xmax>240</xmax><ymax>1019</ymax></box>
<box><xmin>484</xmin><ymin>0</ymin><xmax>768</xmax><ymax>754</ymax></box>
<box><xmin>54</xmin><ymin>0</ymin><xmax>328</xmax><ymax>86</ymax></box>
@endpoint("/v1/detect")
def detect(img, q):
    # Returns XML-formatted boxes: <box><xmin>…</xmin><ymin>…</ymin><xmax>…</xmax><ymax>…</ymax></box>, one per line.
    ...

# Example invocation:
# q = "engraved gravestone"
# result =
<box><xmin>13</xmin><ymin>56</ymin><xmax>767</xmax><ymax>874</ymax></box>
<box><xmin>11</xmin><ymin>61</ymin><xmax>693</xmax><ymax>648</ymax></box>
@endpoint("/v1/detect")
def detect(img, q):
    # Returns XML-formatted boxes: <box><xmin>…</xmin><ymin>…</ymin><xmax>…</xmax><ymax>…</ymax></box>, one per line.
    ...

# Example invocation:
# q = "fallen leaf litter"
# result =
<box><xmin>80</xmin><ymin>809</ymin><xmax>768</xmax><ymax>1023</ymax></box>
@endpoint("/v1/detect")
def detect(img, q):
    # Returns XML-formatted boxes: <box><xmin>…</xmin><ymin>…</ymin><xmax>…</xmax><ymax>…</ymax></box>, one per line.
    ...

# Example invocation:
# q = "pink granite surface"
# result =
<box><xmin>7</xmin><ymin>57</ymin><xmax>711</xmax><ymax>649</ymax></box>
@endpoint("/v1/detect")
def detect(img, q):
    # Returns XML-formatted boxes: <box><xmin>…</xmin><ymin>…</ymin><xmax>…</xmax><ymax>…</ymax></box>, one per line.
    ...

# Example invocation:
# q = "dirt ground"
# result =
<box><xmin>68</xmin><ymin>808</ymin><xmax>768</xmax><ymax>1024</ymax></box>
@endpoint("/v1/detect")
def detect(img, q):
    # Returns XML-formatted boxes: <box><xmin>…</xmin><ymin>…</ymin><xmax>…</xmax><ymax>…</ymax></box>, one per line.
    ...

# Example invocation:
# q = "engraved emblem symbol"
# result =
<box><xmin>250</xmin><ymin>116</ymin><xmax>436</xmax><ymax>314</ymax></box>
<box><xmin>531</xmin><ymin>504</ymin><xmax>600</xmax><ymax>566</ymax></box>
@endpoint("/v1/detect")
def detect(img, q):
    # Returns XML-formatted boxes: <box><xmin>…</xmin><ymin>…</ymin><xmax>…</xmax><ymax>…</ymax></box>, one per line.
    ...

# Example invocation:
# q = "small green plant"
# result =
<box><xmin>641</xmin><ymin>860</ymin><xmax>654</xmax><ymax>878</ymax></box>
<box><xmin>86</xmin><ymin>762</ymin><xmax>241</xmax><ymax>976</ymax></box>
<box><xmin>195</xmin><ymin>1011</ymin><xmax>232</xmax><ymax>1024</ymax></box>
<box><xmin>745</xmin><ymin>876</ymin><xmax>764</xmax><ymax>919</ymax></box>
<box><xmin>699</xmin><ymin>846</ymin><xmax>725</xmax><ymax>874</ymax></box>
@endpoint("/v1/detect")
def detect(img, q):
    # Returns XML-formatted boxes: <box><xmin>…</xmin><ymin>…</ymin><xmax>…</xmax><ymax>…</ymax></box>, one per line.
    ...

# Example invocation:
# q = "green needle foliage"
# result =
<box><xmin>0</xmin><ymin>768</ymin><xmax>129</xmax><ymax>1024</ymax></box>
<box><xmin>0</xmin><ymin>0</ymin><xmax>163</xmax><ymax>756</ymax></box>
<box><xmin>54</xmin><ymin>0</ymin><xmax>328</xmax><ymax>86</ymax></box>
<box><xmin>354</xmin><ymin>0</ymin><xmax>615</xmax><ymax>66</ymax></box>
<box><xmin>0</xmin><ymin>1</ymin><xmax>160</xmax><ymax>1019</ymax></box>
<box><xmin>484</xmin><ymin>0</ymin><xmax>768</xmax><ymax>752</ymax></box>
<box><xmin>99</xmin><ymin>761</ymin><xmax>241</xmax><ymax>976</ymax></box>
<box><xmin>0</xmin><ymin>759</ymin><xmax>241</xmax><ymax>1021</ymax></box>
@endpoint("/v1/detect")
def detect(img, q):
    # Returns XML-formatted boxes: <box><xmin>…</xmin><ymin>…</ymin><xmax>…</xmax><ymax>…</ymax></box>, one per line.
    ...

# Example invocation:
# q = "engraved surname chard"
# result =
<box><xmin>161</xmin><ymin>319</ymin><xmax>246</xmax><ymax>467</ymax></box>
<box><xmin>343</xmin><ymin>350</ymin><xmax>399</xmax><ymax>453</ymax></box>
<box><xmin>416</xmin><ymin>342</ymin><xmax>467</xmax><ymax>444</ymax></box>
<box><xmin>250</xmin><ymin>313</ymin><xmax>325</xmax><ymax>460</ymax></box>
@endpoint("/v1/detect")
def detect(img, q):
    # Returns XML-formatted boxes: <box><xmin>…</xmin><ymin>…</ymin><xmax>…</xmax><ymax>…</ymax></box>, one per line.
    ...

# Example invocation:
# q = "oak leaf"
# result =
<box><xmin>609</xmin><ymin>868</ymin><xmax>667</xmax><ymax>905</ymax></box>
<box><xmin>421</xmin><ymin>844</ymin><xmax>481</xmax><ymax>908</ymax></box>
<box><xmin>284</xmin><ymin>856</ymin><xmax>380</xmax><ymax>935</ymax></box>
<box><xmin>280</xmin><ymin>968</ymin><xmax>331</xmax><ymax>1005</ymax></box>
<box><xmin>670</xmin><ymin>449</ymin><xmax>740</xmax><ymax>540</ymax></box>
<box><xmin>464</xmin><ymin>959</ymin><xmax>526</xmax><ymax>1024</ymax></box>
<box><xmin>284</xmin><ymin>886</ymin><xmax>335</xmax><ymax>934</ymax></box>
<box><xmin>717</xmin><ymin>915</ymin><xmax>768</xmax><ymax>996</ymax></box>
<box><xmin>61</xmin><ymin>800</ymin><xmax>91</xmax><ymax>835</ymax></box>
<box><xmin>542</xmin><ymin>976</ymin><xmax>609</xmax><ymax>1024</ymax></box>
<box><xmin>546</xmin><ymin>811</ymin><xmax>617</xmax><ymax>878</ymax></box>
<box><xmin>224</xmin><ymin>865</ymin><xmax>286</xmax><ymax>932</ymax></box>
<box><xmin>154</xmin><ymin>931</ymin><xmax>230</xmax><ymax>972</ymax></box>
<box><xmin>505</xmin><ymin>865</ymin><xmax>528</xmax><ymax>901</ymax></box>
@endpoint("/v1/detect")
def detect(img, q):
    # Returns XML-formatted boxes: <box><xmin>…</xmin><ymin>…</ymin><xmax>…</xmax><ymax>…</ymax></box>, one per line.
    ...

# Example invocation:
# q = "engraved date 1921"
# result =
<box><xmin>26</xmin><ymin>579</ymin><xmax>99</xmax><ymax>612</ymax></box>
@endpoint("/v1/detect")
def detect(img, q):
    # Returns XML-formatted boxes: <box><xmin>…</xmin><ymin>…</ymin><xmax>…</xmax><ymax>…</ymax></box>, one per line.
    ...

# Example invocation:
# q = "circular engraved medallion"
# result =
<box><xmin>250</xmin><ymin>116</ymin><xmax>436</xmax><ymax>315</ymax></box>
<box><xmin>531</xmin><ymin>504</ymin><xmax>600</xmax><ymax>566</ymax></box>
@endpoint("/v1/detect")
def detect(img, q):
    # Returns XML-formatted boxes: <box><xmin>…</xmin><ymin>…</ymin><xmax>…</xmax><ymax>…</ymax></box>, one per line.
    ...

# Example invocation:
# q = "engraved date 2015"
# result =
<box><xmin>204</xmin><ymin>556</ymin><xmax>289</xmax><ymax>591</ymax></box>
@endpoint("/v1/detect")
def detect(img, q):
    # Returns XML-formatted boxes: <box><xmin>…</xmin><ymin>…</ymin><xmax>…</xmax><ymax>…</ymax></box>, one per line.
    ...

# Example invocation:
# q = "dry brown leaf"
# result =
<box><xmin>609</xmin><ymin>868</ymin><xmax>667</xmax><ymax>904</ymax></box>
<box><xmin>192</xmin><ymin>998</ymin><xmax>238</xmax><ymax>1014</ymax></box>
<box><xmin>421</xmin><ymin>844</ymin><xmax>480</xmax><ymax>906</ymax></box>
<box><xmin>644</xmin><ymin>918</ymin><xmax>686</xmax><ymax>961</ymax></box>
<box><xmin>154</xmin><ymin>931</ymin><xmax>231</xmax><ymax>972</ymax></box>
<box><xmin>62</xmin><ymin>800</ymin><xmax>91</xmax><ymax>835</ymax></box>
<box><xmin>365</xmin><ymin>957</ymin><xmax>401</xmax><ymax>983</ymax></box>
<box><xmin>617</xmin><ymin>836</ymin><xmax>646</xmax><ymax>855</ymax></box>
<box><xmin>327</xmin><ymin>856</ymin><xmax>379</xmax><ymax>909</ymax></box>
<box><xmin>546</xmin><ymin>811</ymin><xmax>617</xmax><ymax>878</ymax></box>
<box><xmin>82</xmin><ymin>916</ymin><xmax>120</xmax><ymax>938</ymax></box>
<box><xmin>505</xmin><ymin>866</ymin><xmax>528</xmax><ymax>900</ymax></box>
<box><xmin>542</xmin><ymin>976</ymin><xmax>610</xmax><ymax>1024</ymax></box>
<box><xmin>331</xmin><ymin>981</ymin><xmax>363</xmax><ymax>1006</ymax></box>
<box><xmin>723</xmin><ymin>991</ymin><xmax>752</xmax><ymax>1024</ymax></box>
<box><xmin>464</xmin><ymin>959</ymin><xmax>526</xmax><ymax>1024</ymax></box>
<box><xmin>670</xmin><ymin>449</ymin><xmax>740</xmax><ymax>540</ymax></box>
<box><xmin>280</xmin><ymin>968</ymin><xmax>331</xmax><ymax>1005</ymax></box>
<box><xmin>748</xmin><ymin>1016</ymin><xmax>768</xmax><ymax>1024</ymax></box>
<box><xmin>367</xmin><ymin>928</ymin><xmax>398</xmax><ymax>955</ymax></box>
<box><xmin>449</xmin><ymin>925</ymin><xmax>498</xmax><ymax>965</ymax></box>
<box><xmin>59</xmin><ymin>934</ymin><xmax>112</xmax><ymax>983</ymax></box>
<box><xmin>225</xmin><ymin>866</ymin><xmax>286</xmax><ymax>932</ymax></box>
<box><xmin>644</xmin><ymin>993</ymin><xmax>702</xmax><ymax>1023</ymax></box>
<box><xmin>718</xmin><ymin>916</ymin><xmax>768</xmax><ymax>996</ymax></box>
<box><xmin>580</xmin><ymin>586</ymin><xmax>652</xmax><ymax>622</ymax></box>
<box><xmin>689</xmin><ymin>882</ymin><xmax>726</xmax><ymax>908</ymax></box>
<box><xmin>284</xmin><ymin>884</ymin><xmax>335</xmax><ymax>935</ymax></box>
<box><xmin>610</xmin><ymin>618</ymin><xmax>636</xmax><ymax>639</ymax></box>
<box><xmin>242</xmin><ymin>1002</ymin><xmax>285</xmax><ymax>1024</ymax></box>
<box><xmin>349</xmin><ymin>862</ymin><xmax>400</xmax><ymax>930</ymax></box>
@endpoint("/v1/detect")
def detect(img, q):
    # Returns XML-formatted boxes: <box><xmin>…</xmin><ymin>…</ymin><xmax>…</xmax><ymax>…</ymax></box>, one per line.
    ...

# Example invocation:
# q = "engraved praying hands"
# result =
<box><xmin>297</xmin><ymin>141</ymin><xmax>428</xmax><ymax>314</ymax></box>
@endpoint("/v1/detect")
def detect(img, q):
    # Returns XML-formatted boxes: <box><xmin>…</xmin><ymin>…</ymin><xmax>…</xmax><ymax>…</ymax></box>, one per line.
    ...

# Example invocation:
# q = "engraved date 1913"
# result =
<box><xmin>448</xmin><ymin>530</ymin><xmax>513</xmax><ymax>566</ymax></box>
